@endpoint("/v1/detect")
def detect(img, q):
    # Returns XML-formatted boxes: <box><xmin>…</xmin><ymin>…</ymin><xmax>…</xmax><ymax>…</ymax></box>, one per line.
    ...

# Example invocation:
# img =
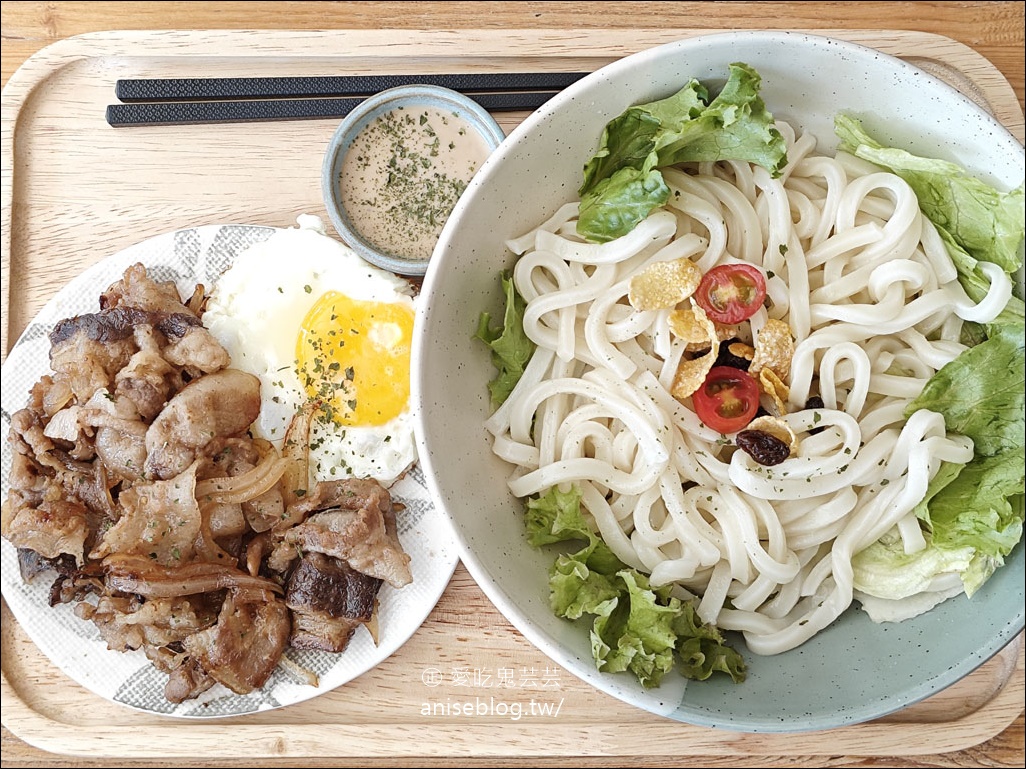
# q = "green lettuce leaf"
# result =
<box><xmin>653</xmin><ymin>63</ymin><xmax>788</xmax><ymax>172</ymax></box>
<box><xmin>576</xmin><ymin>167</ymin><xmax>669</xmax><ymax>243</ymax></box>
<box><xmin>853</xmin><ymin>529</ymin><xmax>976</xmax><ymax>601</ymax></box>
<box><xmin>900</xmin><ymin>330</ymin><xmax>1025</xmax><ymax>594</ymax></box>
<box><xmin>475</xmin><ymin>270</ymin><xmax>535</xmax><ymax>407</ymax></box>
<box><xmin>925</xmin><ymin>448</ymin><xmax>1026</xmax><ymax>595</ymax></box>
<box><xmin>550</xmin><ymin>552</ymin><xmax>622</xmax><ymax>620</ymax></box>
<box><xmin>835</xmin><ymin>114</ymin><xmax>1025</xmax><ymax>271</ymax></box>
<box><xmin>937</xmin><ymin>228</ymin><xmax>1026</xmax><ymax>340</ymax></box>
<box><xmin>909</xmin><ymin>460</ymin><xmax>964</xmax><ymax>523</ymax></box>
<box><xmin>590</xmin><ymin>571</ymin><xmax>680</xmax><ymax>687</ymax></box>
<box><xmin>579</xmin><ymin>82</ymin><xmax>708</xmax><ymax>195</ymax></box>
<box><xmin>525</xmin><ymin>484</ymin><xmax>592</xmax><ymax>545</ymax></box>
<box><xmin>854</xmin><ymin>449</ymin><xmax>1025</xmax><ymax>599</ymax></box>
<box><xmin>905</xmin><ymin>330</ymin><xmax>1025</xmax><ymax>458</ymax></box>
<box><xmin>835</xmin><ymin>114</ymin><xmax>1024</xmax><ymax>608</ymax></box>
<box><xmin>527</xmin><ymin>485</ymin><xmax>624</xmax><ymax>575</ymax></box>
<box><xmin>577</xmin><ymin>62</ymin><xmax>788</xmax><ymax>243</ymax></box>
<box><xmin>673</xmin><ymin>602</ymin><xmax>747</xmax><ymax>682</ymax></box>
<box><xmin>526</xmin><ymin>485</ymin><xmax>745</xmax><ymax>687</ymax></box>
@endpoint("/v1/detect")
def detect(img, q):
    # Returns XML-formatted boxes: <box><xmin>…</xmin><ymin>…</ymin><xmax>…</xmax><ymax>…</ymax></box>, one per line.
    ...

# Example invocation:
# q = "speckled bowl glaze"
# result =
<box><xmin>412</xmin><ymin>31</ymin><xmax>1025</xmax><ymax>732</ymax></box>
<box><xmin>322</xmin><ymin>84</ymin><xmax>505</xmax><ymax>277</ymax></box>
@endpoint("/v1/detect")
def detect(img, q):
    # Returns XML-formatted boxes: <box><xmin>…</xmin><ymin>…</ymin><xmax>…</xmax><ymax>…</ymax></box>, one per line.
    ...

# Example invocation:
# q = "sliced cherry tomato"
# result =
<box><xmin>692</xmin><ymin>366</ymin><xmax>761</xmax><ymax>434</ymax></box>
<box><xmin>694</xmin><ymin>263</ymin><xmax>767</xmax><ymax>325</ymax></box>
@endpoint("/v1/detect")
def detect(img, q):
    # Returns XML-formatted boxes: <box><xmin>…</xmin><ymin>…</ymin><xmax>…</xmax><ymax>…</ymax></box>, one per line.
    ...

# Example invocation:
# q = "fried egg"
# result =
<box><xmin>203</xmin><ymin>216</ymin><xmax>418</xmax><ymax>486</ymax></box>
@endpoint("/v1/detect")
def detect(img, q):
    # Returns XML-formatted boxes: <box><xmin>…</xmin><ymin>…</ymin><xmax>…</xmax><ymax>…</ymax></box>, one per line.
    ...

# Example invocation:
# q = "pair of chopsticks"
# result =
<box><xmin>105</xmin><ymin>72</ymin><xmax>588</xmax><ymax>127</ymax></box>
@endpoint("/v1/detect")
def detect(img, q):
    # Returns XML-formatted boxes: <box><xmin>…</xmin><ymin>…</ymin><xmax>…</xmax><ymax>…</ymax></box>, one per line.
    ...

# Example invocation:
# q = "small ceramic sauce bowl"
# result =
<box><xmin>322</xmin><ymin>85</ymin><xmax>505</xmax><ymax>277</ymax></box>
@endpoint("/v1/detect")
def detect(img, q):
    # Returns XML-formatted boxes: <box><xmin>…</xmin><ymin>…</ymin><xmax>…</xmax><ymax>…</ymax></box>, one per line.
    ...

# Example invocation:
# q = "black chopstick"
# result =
<box><xmin>116</xmin><ymin>72</ymin><xmax>588</xmax><ymax>103</ymax></box>
<box><xmin>105</xmin><ymin>90</ymin><xmax>560</xmax><ymax>127</ymax></box>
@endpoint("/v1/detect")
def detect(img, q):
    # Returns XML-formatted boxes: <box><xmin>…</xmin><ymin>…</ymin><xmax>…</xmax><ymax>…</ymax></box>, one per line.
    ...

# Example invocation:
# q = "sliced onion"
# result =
<box><xmin>245</xmin><ymin>532</ymin><xmax>271</xmax><ymax>577</ymax></box>
<box><xmin>42</xmin><ymin>379</ymin><xmax>75</xmax><ymax>417</ymax></box>
<box><xmin>185</xmin><ymin>283</ymin><xmax>207</xmax><ymax>316</ymax></box>
<box><xmin>195</xmin><ymin>449</ymin><xmax>288</xmax><ymax>506</ymax></box>
<box><xmin>277</xmin><ymin>402</ymin><xmax>318</xmax><ymax>526</ymax></box>
<box><xmin>94</xmin><ymin>462</ymin><xmax>119</xmax><ymax>519</ymax></box>
<box><xmin>278</xmin><ymin>653</ymin><xmax>320</xmax><ymax>688</ymax></box>
<box><xmin>104</xmin><ymin>554</ymin><xmax>283</xmax><ymax>598</ymax></box>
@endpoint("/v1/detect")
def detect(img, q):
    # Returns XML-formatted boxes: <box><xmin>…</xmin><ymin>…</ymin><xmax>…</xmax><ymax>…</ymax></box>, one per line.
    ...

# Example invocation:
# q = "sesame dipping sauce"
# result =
<box><xmin>322</xmin><ymin>85</ymin><xmax>506</xmax><ymax>277</ymax></box>
<box><xmin>340</xmin><ymin>105</ymin><xmax>493</xmax><ymax>262</ymax></box>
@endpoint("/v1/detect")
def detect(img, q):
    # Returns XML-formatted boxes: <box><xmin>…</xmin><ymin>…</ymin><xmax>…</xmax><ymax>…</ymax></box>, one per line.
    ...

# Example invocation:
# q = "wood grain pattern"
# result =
<box><xmin>1</xmin><ymin>5</ymin><xmax>1024</xmax><ymax>769</ymax></box>
<box><xmin>1</xmin><ymin>2</ymin><xmax>1024</xmax><ymax>114</ymax></box>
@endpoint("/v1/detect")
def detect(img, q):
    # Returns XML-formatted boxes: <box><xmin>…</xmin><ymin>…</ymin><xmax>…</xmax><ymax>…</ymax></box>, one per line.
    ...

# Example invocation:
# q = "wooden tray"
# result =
<box><xmin>2</xmin><ymin>28</ymin><xmax>1024</xmax><ymax>760</ymax></box>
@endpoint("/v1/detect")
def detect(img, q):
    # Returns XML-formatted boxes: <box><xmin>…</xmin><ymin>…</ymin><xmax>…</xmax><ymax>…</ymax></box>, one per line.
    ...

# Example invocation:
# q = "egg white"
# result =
<box><xmin>203</xmin><ymin>216</ymin><xmax>418</xmax><ymax>487</ymax></box>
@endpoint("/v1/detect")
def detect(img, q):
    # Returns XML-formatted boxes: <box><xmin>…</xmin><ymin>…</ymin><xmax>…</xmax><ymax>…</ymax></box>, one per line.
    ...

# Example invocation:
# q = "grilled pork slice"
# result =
<box><xmin>181</xmin><ymin>591</ymin><xmax>291</xmax><ymax>695</ymax></box>
<box><xmin>48</xmin><ymin>307</ymin><xmax>144</xmax><ymax>404</ymax></box>
<box><xmin>99</xmin><ymin>261</ymin><xmax>229</xmax><ymax>374</ymax></box>
<box><xmin>89</xmin><ymin>460</ymin><xmax>221</xmax><ymax>567</ymax></box>
<box><xmin>270</xmin><ymin>479</ymin><xmax>412</xmax><ymax>588</ymax></box>
<box><xmin>289</xmin><ymin>610</ymin><xmax>365</xmax><ymax>653</ymax></box>
<box><xmin>2</xmin><ymin>494</ymin><xmax>90</xmax><ymax>563</ymax></box>
<box><xmin>143</xmin><ymin>369</ymin><xmax>261</xmax><ymax>480</ymax></box>
<box><xmin>77</xmin><ymin>593</ymin><xmax>219</xmax><ymax>654</ymax></box>
<box><xmin>163</xmin><ymin>657</ymin><xmax>217</xmax><ymax>704</ymax></box>
<box><xmin>3</xmin><ymin>408</ymin><xmax>117</xmax><ymax>564</ymax></box>
<box><xmin>286</xmin><ymin>552</ymin><xmax>381</xmax><ymax>651</ymax></box>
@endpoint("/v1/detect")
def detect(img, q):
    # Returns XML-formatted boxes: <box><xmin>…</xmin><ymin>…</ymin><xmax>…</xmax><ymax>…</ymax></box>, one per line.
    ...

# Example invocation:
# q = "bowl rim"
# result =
<box><xmin>414</xmin><ymin>29</ymin><xmax>1026</xmax><ymax>733</ymax></box>
<box><xmin>321</xmin><ymin>83</ymin><xmax>506</xmax><ymax>277</ymax></box>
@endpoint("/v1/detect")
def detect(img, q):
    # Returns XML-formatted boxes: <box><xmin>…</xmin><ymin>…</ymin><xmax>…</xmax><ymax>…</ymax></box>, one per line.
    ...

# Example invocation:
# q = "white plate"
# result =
<box><xmin>1</xmin><ymin>223</ymin><xmax>459</xmax><ymax>718</ymax></box>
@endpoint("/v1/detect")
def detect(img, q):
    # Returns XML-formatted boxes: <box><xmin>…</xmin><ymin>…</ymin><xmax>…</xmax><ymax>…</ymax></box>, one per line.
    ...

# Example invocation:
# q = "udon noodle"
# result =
<box><xmin>483</xmin><ymin>120</ymin><xmax>1012</xmax><ymax>656</ymax></box>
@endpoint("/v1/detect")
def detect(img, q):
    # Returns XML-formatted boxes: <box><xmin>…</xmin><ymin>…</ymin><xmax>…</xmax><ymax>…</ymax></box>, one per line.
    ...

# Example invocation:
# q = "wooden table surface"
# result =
<box><xmin>1</xmin><ymin>2</ymin><xmax>1023</xmax><ymax>767</ymax></box>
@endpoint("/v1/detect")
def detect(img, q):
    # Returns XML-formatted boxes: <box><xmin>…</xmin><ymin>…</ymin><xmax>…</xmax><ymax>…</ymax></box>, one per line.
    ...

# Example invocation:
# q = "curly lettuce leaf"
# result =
<box><xmin>590</xmin><ymin>571</ymin><xmax>680</xmax><ymax>687</ymax></box>
<box><xmin>589</xmin><ymin>571</ymin><xmax>746</xmax><ymax>686</ymax></box>
<box><xmin>550</xmin><ymin>553</ymin><xmax>622</xmax><ymax>620</ymax></box>
<box><xmin>525</xmin><ymin>484</ymin><xmax>593</xmax><ymax>546</ymax></box>
<box><xmin>653</xmin><ymin>63</ymin><xmax>788</xmax><ymax>172</ymax></box>
<box><xmin>577</xmin><ymin>63</ymin><xmax>787</xmax><ymax>243</ymax></box>
<box><xmin>475</xmin><ymin>270</ymin><xmax>535</xmax><ymax>407</ymax></box>
<box><xmin>527</xmin><ymin>485</ymin><xmax>745</xmax><ymax>687</ymax></box>
<box><xmin>673</xmin><ymin>601</ymin><xmax>747</xmax><ymax>682</ymax></box>
<box><xmin>527</xmin><ymin>486</ymin><xmax>624</xmax><ymax>576</ymax></box>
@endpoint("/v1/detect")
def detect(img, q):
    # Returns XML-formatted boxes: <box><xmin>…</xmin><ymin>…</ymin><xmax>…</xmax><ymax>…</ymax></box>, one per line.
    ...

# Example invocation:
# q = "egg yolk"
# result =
<box><xmin>296</xmin><ymin>290</ymin><xmax>414</xmax><ymax>426</ymax></box>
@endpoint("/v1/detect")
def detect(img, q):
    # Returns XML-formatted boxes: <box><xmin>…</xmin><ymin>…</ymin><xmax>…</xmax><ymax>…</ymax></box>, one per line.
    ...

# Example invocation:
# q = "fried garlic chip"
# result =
<box><xmin>668</xmin><ymin>306</ymin><xmax>712</xmax><ymax>347</ymax></box>
<box><xmin>670</xmin><ymin>305</ymin><xmax>720</xmax><ymax>401</ymax></box>
<box><xmin>670</xmin><ymin>308</ymin><xmax>739</xmax><ymax>352</ymax></box>
<box><xmin>628</xmin><ymin>257</ymin><xmax>702</xmax><ymax>311</ymax></box>
<box><xmin>728</xmin><ymin>341</ymin><xmax>755</xmax><ymax>361</ymax></box>
<box><xmin>678</xmin><ymin>323</ymin><xmax>736</xmax><ymax>352</ymax></box>
<box><xmin>750</xmin><ymin>319</ymin><xmax>795</xmax><ymax>382</ymax></box>
<box><xmin>744</xmin><ymin>415</ymin><xmax>800</xmax><ymax>458</ymax></box>
<box><xmin>759</xmin><ymin>367</ymin><xmax>790</xmax><ymax>416</ymax></box>
<box><xmin>714</xmin><ymin>323</ymin><xmax>740</xmax><ymax>342</ymax></box>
